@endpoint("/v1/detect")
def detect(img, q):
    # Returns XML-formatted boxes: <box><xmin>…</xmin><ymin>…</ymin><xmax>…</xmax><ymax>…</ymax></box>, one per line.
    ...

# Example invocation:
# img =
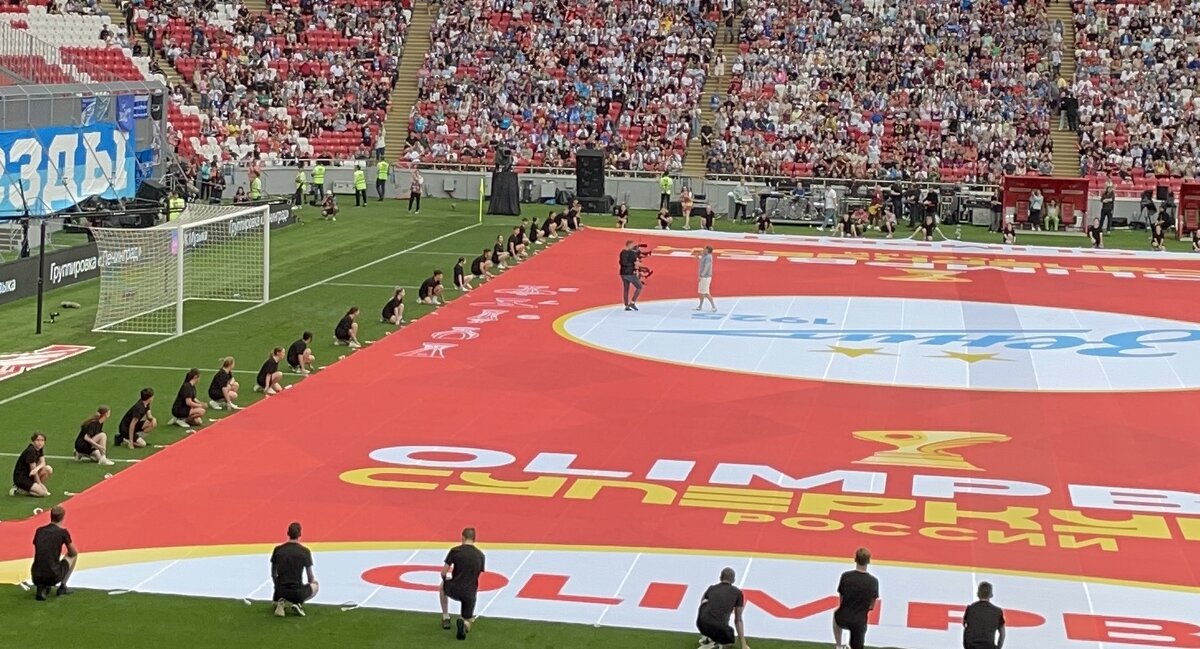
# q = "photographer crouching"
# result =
<box><xmin>619</xmin><ymin>240</ymin><xmax>652</xmax><ymax>311</ymax></box>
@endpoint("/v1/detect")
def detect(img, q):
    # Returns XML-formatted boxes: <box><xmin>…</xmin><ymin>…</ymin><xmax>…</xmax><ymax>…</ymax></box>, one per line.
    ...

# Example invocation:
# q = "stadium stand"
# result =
<box><xmin>702</xmin><ymin>0</ymin><xmax>1056</xmax><ymax>183</ymax></box>
<box><xmin>1071</xmin><ymin>0</ymin><xmax>1198</xmax><ymax>196</ymax></box>
<box><xmin>406</xmin><ymin>0</ymin><xmax>716</xmax><ymax>172</ymax></box>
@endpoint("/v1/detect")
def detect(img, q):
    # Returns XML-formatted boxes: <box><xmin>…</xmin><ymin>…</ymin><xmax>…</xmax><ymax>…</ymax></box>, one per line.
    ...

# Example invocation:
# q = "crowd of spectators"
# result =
<box><xmin>137</xmin><ymin>0</ymin><xmax>409</xmax><ymax>164</ymax></box>
<box><xmin>703</xmin><ymin>0</ymin><xmax>1056</xmax><ymax>184</ymax></box>
<box><xmin>1071</xmin><ymin>0</ymin><xmax>1200</xmax><ymax>184</ymax></box>
<box><xmin>407</xmin><ymin>0</ymin><xmax>716</xmax><ymax>173</ymax></box>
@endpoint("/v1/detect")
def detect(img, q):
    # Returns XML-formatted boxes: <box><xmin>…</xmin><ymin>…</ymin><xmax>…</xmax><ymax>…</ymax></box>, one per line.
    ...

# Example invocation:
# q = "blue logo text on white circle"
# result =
<box><xmin>555</xmin><ymin>296</ymin><xmax>1200</xmax><ymax>392</ymax></box>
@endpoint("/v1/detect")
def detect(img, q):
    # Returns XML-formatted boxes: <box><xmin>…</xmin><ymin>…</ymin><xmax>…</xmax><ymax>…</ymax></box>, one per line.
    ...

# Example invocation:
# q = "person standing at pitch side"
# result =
<box><xmin>440</xmin><ymin>527</ymin><xmax>485</xmax><ymax>640</ymax></box>
<box><xmin>832</xmin><ymin>547</ymin><xmax>879</xmax><ymax>649</ymax></box>
<box><xmin>619</xmin><ymin>240</ymin><xmax>643</xmax><ymax>311</ymax></box>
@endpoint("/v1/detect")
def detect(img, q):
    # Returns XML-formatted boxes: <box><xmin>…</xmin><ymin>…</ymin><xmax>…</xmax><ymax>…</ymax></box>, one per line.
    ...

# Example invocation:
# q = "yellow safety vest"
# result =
<box><xmin>377</xmin><ymin>161</ymin><xmax>389</xmax><ymax>180</ymax></box>
<box><xmin>354</xmin><ymin>170</ymin><xmax>366</xmax><ymax>190</ymax></box>
<box><xmin>168</xmin><ymin>197</ymin><xmax>185</xmax><ymax>220</ymax></box>
<box><xmin>660</xmin><ymin>176</ymin><xmax>673</xmax><ymax>193</ymax></box>
<box><xmin>312</xmin><ymin>164</ymin><xmax>325</xmax><ymax>185</ymax></box>
<box><xmin>250</xmin><ymin>177</ymin><xmax>262</xmax><ymax>200</ymax></box>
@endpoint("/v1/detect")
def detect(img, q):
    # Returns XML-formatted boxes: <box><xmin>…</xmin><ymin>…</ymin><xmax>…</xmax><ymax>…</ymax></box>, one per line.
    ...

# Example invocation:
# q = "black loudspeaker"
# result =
<box><xmin>579</xmin><ymin>195</ymin><xmax>614</xmax><ymax>214</ymax></box>
<box><xmin>575</xmin><ymin>149</ymin><xmax>605</xmax><ymax>198</ymax></box>
<box><xmin>137</xmin><ymin>179</ymin><xmax>168</xmax><ymax>204</ymax></box>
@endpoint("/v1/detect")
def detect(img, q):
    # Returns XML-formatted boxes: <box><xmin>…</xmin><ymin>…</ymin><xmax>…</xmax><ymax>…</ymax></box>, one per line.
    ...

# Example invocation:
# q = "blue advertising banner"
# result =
<box><xmin>0</xmin><ymin>123</ymin><xmax>136</xmax><ymax>216</ymax></box>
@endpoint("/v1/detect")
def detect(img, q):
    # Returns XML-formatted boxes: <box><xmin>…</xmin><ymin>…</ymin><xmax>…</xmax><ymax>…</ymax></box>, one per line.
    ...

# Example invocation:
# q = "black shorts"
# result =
<box><xmin>444</xmin><ymin>582</ymin><xmax>478</xmax><ymax>619</ymax></box>
<box><xmin>697</xmin><ymin>619</ymin><xmax>736</xmax><ymax>645</ymax></box>
<box><xmin>31</xmin><ymin>559</ymin><xmax>68</xmax><ymax>587</ymax></box>
<box><xmin>273</xmin><ymin>584</ymin><xmax>315</xmax><ymax>605</ymax></box>
<box><xmin>74</xmin><ymin>438</ymin><xmax>95</xmax><ymax>456</ymax></box>
<box><xmin>115</xmin><ymin>420</ymin><xmax>145</xmax><ymax>445</ymax></box>
<box><xmin>171</xmin><ymin>406</ymin><xmax>191</xmax><ymax>419</ymax></box>
<box><xmin>834</xmin><ymin>613</ymin><xmax>868</xmax><ymax>649</ymax></box>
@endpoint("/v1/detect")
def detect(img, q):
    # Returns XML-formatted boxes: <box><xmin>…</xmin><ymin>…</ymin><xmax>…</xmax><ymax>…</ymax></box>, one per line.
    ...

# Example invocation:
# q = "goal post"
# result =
<box><xmin>91</xmin><ymin>203</ymin><xmax>271</xmax><ymax>335</ymax></box>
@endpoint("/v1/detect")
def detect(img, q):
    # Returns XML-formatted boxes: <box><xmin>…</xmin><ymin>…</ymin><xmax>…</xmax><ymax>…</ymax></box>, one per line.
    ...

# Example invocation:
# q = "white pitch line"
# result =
<box><xmin>0</xmin><ymin>223</ymin><xmax>482</xmax><ymax>407</ymax></box>
<box><xmin>0</xmin><ymin>452</ymin><xmax>139</xmax><ymax>464</ymax></box>
<box><xmin>326</xmin><ymin>282</ymin><xmax>419</xmax><ymax>289</ymax></box>
<box><xmin>108</xmin><ymin>364</ymin><xmax>258</xmax><ymax>375</ymax></box>
<box><xmin>594</xmin><ymin>552</ymin><xmax>643</xmax><ymax>627</ymax></box>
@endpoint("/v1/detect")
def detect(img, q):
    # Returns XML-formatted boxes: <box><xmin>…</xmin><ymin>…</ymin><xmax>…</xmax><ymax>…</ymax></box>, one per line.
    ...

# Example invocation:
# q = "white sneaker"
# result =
<box><xmin>173</xmin><ymin>418</ymin><xmax>190</xmax><ymax>428</ymax></box>
<box><xmin>8</xmin><ymin>486</ymin><xmax>17</xmax><ymax>496</ymax></box>
<box><xmin>253</xmin><ymin>384</ymin><xmax>263</xmax><ymax>393</ymax></box>
<box><xmin>265</xmin><ymin>387</ymin><xmax>278</xmax><ymax>396</ymax></box>
<box><xmin>291</xmin><ymin>603</ymin><xmax>306</xmax><ymax>617</ymax></box>
<box><xmin>349</xmin><ymin>341</ymin><xmax>362</xmax><ymax>349</ymax></box>
<box><xmin>167</xmin><ymin>417</ymin><xmax>178</xmax><ymax>426</ymax></box>
<box><xmin>209</xmin><ymin>400</ymin><xmax>224</xmax><ymax>410</ymax></box>
<box><xmin>74</xmin><ymin>452</ymin><xmax>84</xmax><ymax>462</ymax></box>
<box><xmin>274</xmin><ymin>599</ymin><xmax>286</xmax><ymax>617</ymax></box>
<box><xmin>333</xmin><ymin>339</ymin><xmax>347</xmax><ymax>346</ymax></box>
<box><xmin>99</xmin><ymin>457</ymin><xmax>115</xmax><ymax>466</ymax></box>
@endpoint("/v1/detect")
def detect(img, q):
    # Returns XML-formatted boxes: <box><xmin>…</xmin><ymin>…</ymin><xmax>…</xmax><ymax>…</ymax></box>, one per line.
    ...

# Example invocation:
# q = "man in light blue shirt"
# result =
<box><xmin>696</xmin><ymin>246</ymin><xmax>716</xmax><ymax>312</ymax></box>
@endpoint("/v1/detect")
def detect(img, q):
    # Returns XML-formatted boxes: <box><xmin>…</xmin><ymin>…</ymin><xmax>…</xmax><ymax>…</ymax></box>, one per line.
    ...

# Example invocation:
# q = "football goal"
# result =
<box><xmin>91</xmin><ymin>203</ymin><xmax>271</xmax><ymax>335</ymax></box>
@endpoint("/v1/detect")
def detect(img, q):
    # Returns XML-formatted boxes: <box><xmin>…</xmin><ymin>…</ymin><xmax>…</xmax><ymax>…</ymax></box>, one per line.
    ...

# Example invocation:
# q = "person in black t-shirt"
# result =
<box><xmin>696</xmin><ymin>567</ymin><xmax>750</xmax><ymax>649</ymax></box>
<box><xmin>757</xmin><ymin>211</ymin><xmax>774</xmax><ymax>234</ymax></box>
<box><xmin>116</xmin><ymin>388</ymin><xmax>156</xmax><ymax>449</ymax></box>
<box><xmin>256</xmin><ymin>347</ymin><xmax>285</xmax><ymax>395</ymax></box>
<box><xmin>334</xmin><ymin>306</ymin><xmax>362</xmax><ymax>348</ymax></box>
<box><xmin>526</xmin><ymin>217</ymin><xmax>542</xmax><ymax>246</ymax></box>
<box><xmin>1001</xmin><ymin>218</ymin><xmax>1016</xmax><ymax>245</ymax></box>
<box><xmin>418</xmin><ymin>270</ymin><xmax>445</xmax><ymax>305</ymax></box>
<box><xmin>542</xmin><ymin>211</ymin><xmax>559</xmax><ymax>239</ymax></box>
<box><xmin>10</xmin><ymin>432</ymin><xmax>52</xmax><ymax>497</ymax></box>
<box><xmin>271</xmin><ymin>522</ymin><xmax>319</xmax><ymax>617</ymax></box>
<box><xmin>1086</xmin><ymin>217</ymin><xmax>1104</xmax><ymax>249</ymax></box>
<box><xmin>73</xmin><ymin>406</ymin><xmax>115</xmax><ymax>466</ymax></box>
<box><xmin>911</xmin><ymin>214</ymin><xmax>944</xmax><ymax>242</ymax></box>
<box><xmin>207</xmin><ymin>357</ymin><xmax>241</xmax><ymax>411</ymax></box>
<box><xmin>31</xmin><ymin>506</ymin><xmax>77</xmax><ymax>601</ymax></box>
<box><xmin>1150</xmin><ymin>216</ymin><xmax>1166</xmax><ymax>251</ymax></box>
<box><xmin>657</xmin><ymin>207</ymin><xmax>673</xmax><ymax>230</ymax></box>
<box><xmin>615</xmin><ymin>202</ymin><xmax>630</xmax><ymax>229</ymax></box>
<box><xmin>832</xmin><ymin>547</ymin><xmax>879</xmax><ymax>649</ymax></box>
<box><xmin>169</xmin><ymin>368</ymin><xmax>206</xmax><ymax>429</ymax></box>
<box><xmin>619</xmin><ymin>240</ymin><xmax>643</xmax><ymax>311</ymax></box>
<box><xmin>453</xmin><ymin>257</ymin><xmax>472</xmax><ymax>292</ymax></box>
<box><xmin>963</xmin><ymin>581</ymin><xmax>1006</xmax><ymax>649</ymax></box>
<box><xmin>566</xmin><ymin>199</ymin><xmax>583</xmax><ymax>230</ymax></box>
<box><xmin>507</xmin><ymin>226</ymin><xmax>528</xmax><ymax>261</ymax></box>
<box><xmin>491</xmin><ymin>235</ymin><xmax>510</xmax><ymax>270</ymax></box>
<box><xmin>287</xmin><ymin>331</ymin><xmax>316</xmax><ymax>374</ymax></box>
<box><xmin>471</xmin><ymin>248</ymin><xmax>494</xmax><ymax>283</ymax></box>
<box><xmin>440</xmin><ymin>527</ymin><xmax>486</xmax><ymax>640</ymax></box>
<box><xmin>700</xmin><ymin>205</ymin><xmax>716</xmax><ymax>231</ymax></box>
<box><xmin>382</xmin><ymin>287</ymin><xmax>406</xmax><ymax>325</ymax></box>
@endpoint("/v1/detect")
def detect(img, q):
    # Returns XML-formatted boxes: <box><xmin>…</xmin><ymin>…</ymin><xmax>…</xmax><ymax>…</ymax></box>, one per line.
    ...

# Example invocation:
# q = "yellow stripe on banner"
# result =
<box><xmin>478</xmin><ymin>176</ymin><xmax>485</xmax><ymax>223</ymax></box>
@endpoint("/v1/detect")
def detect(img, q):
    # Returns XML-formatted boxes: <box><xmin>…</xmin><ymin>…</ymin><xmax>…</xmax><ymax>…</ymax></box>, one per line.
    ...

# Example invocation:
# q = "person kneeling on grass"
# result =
<box><xmin>334</xmin><ymin>307</ymin><xmax>362</xmax><ymax>349</ymax></box>
<box><xmin>31</xmin><ymin>505</ymin><xmax>76</xmax><ymax>601</ymax></box>
<box><xmin>271</xmin><ymin>522</ymin><xmax>319</xmax><ymax>618</ymax></box>
<box><xmin>115</xmin><ymin>388</ymin><xmax>156</xmax><ymax>450</ymax></box>
<box><xmin>542</xmin><ymin>212</ymin><xmax>559</xmax><ymax>240</ymax></box>
<box><xmin>321</xmin><ymin>194</ymin><xmax>338</xmax><ymax>221</ymax></box>
<box><xmin>73</xmin><ymin>406</ymin><xmax>115</xmax><ymax>466</ymax></box>
<box><xmin>440</xmin><ymin>527</ymin><xmax>486</xmax><ymax>640</ymax></box>
<box><xmin>208</xmin><ymin>357</ymin><xmax>242</xmax><ymax>411</ymax></box>
<box><xmin>527</xmin><ymin>217</ymin><xmax>542</xmax><ymax>246</ymax></box>
<box><xmin>419</xmin><ymin>270</ymin><xmax>444</xmax><ymax>305</ymax></box>
<box><xmin>696</xmin><ymin>567</ymin><xmax>750</xmax><ymax>649</ymax></box>
<box><xmin>10</xmin><ymin>432</ymin><xmax>52</xmax><ymax>497</ymax></box>
<box><xmin>169</xmin><ymin>368</ymin><xmax>206</xmax><ymax>430</ymax></box>
<box><xmin>287</xmin><ymin>332</ymin><xmax>316</xmax><ymax>374</ymax></box>
<box><xmin>471</xmin><ymin>249</ymin><xmax>493</xmax><ymax>284</ymax></box>
<box><xmin>454</xmin><ymin>258</ymin><xmax>472</xmax><ymax>292</ymax></box>
<box><xmin>382</xmin><ymin>287</ymin><xmax>406</xmax><ymax>325</ymax></box>
<box><xmin>507</xmin><ymin>226</ymin><xmax>527</xmax><ymax>261</ymax></box>
<box><xmin>491</xmin><ymin>235</ymin><xmax>510</xmax><ymax>270</ymax></box>
<box><xmin>256</xmin><ymin>347</ymin><xmax>285</xmax><ymax>395</ymax></box>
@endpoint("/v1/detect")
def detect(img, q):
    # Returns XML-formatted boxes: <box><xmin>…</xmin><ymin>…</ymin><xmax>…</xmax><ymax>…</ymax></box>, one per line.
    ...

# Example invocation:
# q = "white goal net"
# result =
<box><xmin>91</xmin><ymin>203</ymin><xmax>271</xmax><ymax>335</ymax></box>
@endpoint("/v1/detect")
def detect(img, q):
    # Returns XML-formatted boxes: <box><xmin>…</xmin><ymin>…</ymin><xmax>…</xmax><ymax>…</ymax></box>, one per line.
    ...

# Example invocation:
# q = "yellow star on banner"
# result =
<box><xmin>934</xmin><ymin>351</ymin><xmax>1010</xmax><ymax>364</ymax></box>
<box><xmin>819</xmin><ymin>345</ymin><xmax>894</xmax><ymax>358</ymax></box>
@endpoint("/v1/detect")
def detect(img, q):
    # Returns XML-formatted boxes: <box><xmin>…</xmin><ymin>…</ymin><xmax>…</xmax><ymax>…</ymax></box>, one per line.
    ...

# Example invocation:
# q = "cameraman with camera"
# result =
<box><xmin>619</xmin><ymin>240</ymin><xmax>644</xmax><ymax>312</ymax></box>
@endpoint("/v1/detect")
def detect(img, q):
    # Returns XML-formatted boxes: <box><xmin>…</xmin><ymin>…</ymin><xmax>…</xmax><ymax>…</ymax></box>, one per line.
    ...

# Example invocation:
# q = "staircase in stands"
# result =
<box><xmin>98</xmin><ymin>0</ymin><xmax>185</xmax><ymax>91</ymax></box>
<box><xmin>1047</xmin><ymin>2</ymin><xmax>1081</xmax><ymax>178</ymax></box>
<box><xmin>681</xmin><ymin>40</ymin><xmax>739</xmax><ymax>180</ymax></box>
<box><xmin>386</xmin><ymin>7</ymin><xmax>435</xmax><ymax>163</ymax></box>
